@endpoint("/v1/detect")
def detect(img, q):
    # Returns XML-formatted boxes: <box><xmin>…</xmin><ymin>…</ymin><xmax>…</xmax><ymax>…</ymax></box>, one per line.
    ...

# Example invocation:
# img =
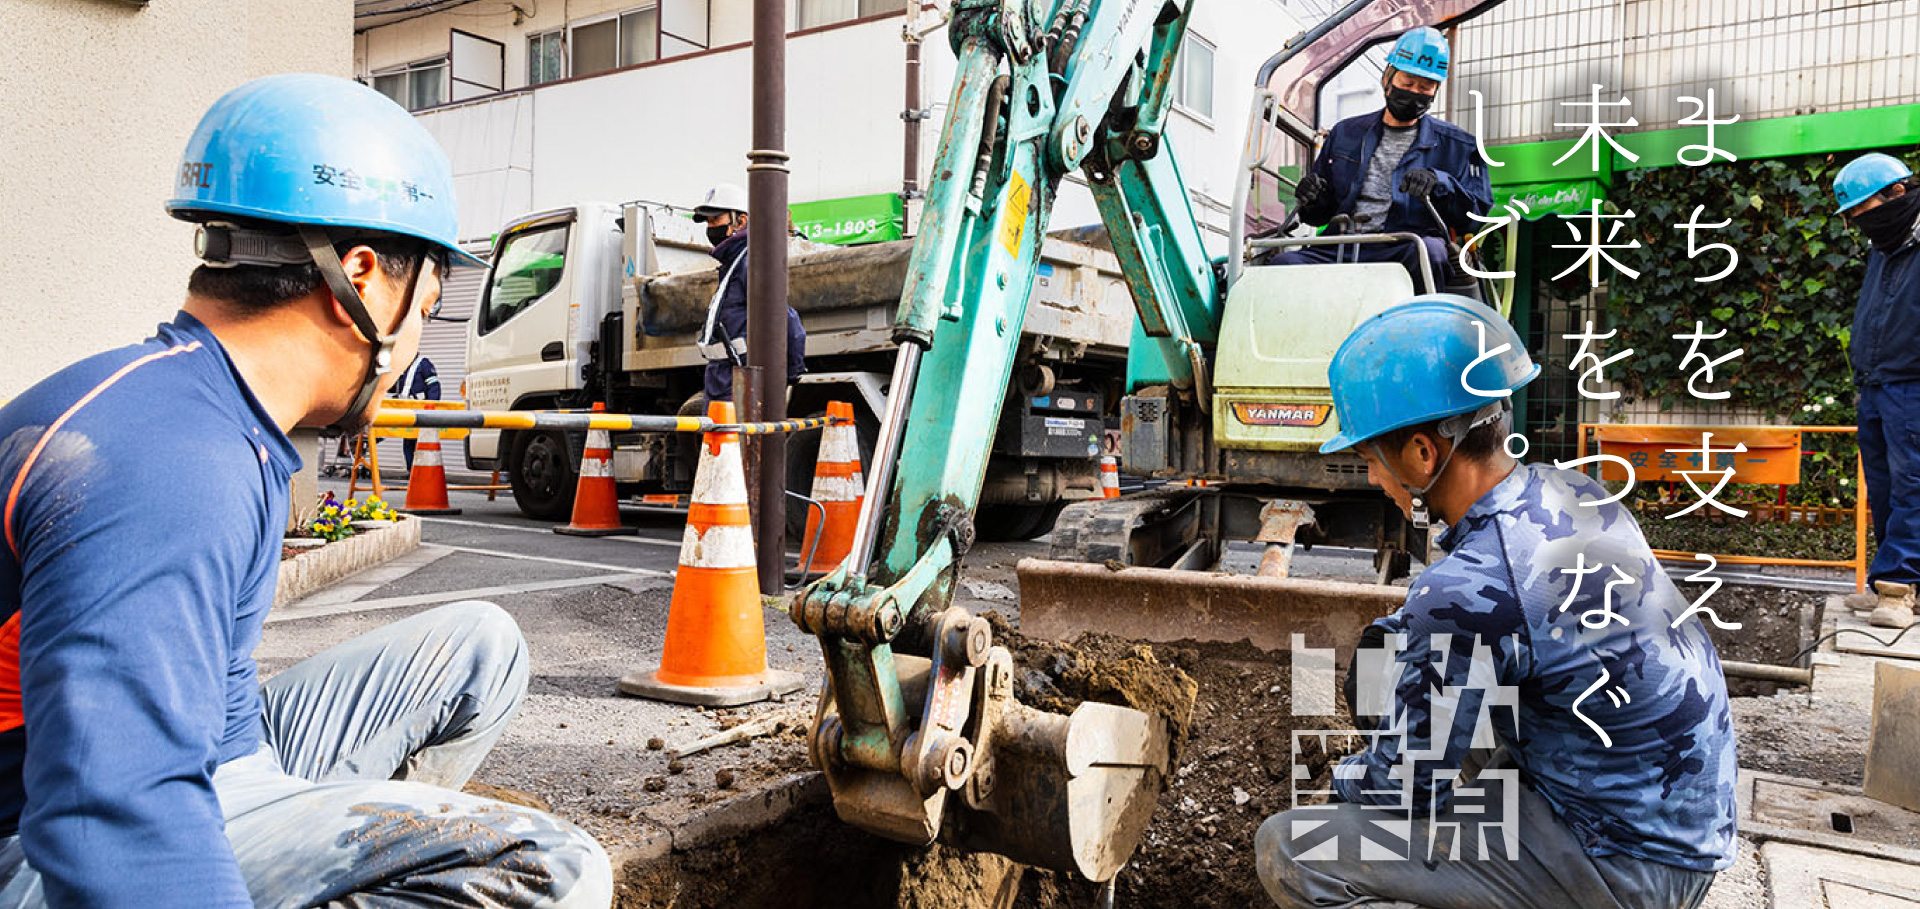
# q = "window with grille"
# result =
<box><xmin>528</xmin><ymin>31</ymin><xmax>564</xmax><ymax>85</ymax></box>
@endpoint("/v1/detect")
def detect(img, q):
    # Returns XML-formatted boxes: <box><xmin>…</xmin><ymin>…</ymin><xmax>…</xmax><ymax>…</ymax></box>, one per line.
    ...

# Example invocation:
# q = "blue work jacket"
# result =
<box><xmin>1302</xmin><ymin>110</ymin><xmax>1493</xmax><ymax>238</ymax></box>
<box><xmin>702</xmin><ymin>230</ymin><xmax>808</xmax><ymax>402</ymax></box>
<box><xmin>1852</xmin><ymin>231</ymin><xmax>1920</xmax><ymax>387</ymax></box>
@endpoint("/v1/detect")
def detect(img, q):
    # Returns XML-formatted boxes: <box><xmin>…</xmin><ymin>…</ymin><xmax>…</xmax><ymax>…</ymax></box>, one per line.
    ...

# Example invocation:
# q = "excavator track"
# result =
<box><xmin>1047</xmin><ymin>486</ymin><xmax>1218</xmax><ymax>569</ymax></box>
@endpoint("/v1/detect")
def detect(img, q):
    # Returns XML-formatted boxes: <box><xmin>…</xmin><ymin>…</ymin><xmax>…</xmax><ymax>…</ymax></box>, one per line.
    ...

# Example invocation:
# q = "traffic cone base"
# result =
<box><xmin>620</xmin><ymin>399</ymin><xmax>801</xmax><ymax>706</ymax></box>
<box><xmin>556</xmin><ymin>405</ymin><xmax>632</xmax><ymax>536</ymax></box>
<box><xmin>402</xmin><ymin>428</ymin><xmax>462</xmax><ymax>516</ymax></box>
<box><xmin>616</xmin><ymin>666</ymin><xmax>804</xmax><ymax>707</ymax></box>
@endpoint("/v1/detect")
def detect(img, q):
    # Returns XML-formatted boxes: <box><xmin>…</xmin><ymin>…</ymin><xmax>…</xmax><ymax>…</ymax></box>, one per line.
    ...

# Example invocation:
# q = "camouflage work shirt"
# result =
<box><xmin>1334</xmin><ymin>462</ymin><xmax>1739</xmax><ymax>872</ymax></box>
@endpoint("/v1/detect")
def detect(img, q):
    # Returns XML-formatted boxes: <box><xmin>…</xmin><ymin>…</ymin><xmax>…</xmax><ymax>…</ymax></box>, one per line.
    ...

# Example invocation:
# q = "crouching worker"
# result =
<box><xmin>1254</xmin><ymin>295</ymin><xmax>1737</xmax><ymax>909</ymax></box>
<box><xmin>0</xmin><ymin>75</ymin><xmax>611</xmax><ymax>908</ymax></box>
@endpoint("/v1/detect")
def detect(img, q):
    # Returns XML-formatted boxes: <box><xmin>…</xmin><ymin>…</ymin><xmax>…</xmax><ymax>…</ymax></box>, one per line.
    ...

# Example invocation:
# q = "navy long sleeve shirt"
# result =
<box><xmin>0</xmin><ymin>312</ymin><xmax>295</xmax><ymax>907</ymax></box>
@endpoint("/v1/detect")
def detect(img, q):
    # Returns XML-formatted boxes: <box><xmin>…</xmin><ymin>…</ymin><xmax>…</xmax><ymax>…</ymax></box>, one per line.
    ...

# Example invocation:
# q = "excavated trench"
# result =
<box><xmin>612</xmin><ymin>583</ymin><xmax>1824</xmax><ymax>908</ymax></box>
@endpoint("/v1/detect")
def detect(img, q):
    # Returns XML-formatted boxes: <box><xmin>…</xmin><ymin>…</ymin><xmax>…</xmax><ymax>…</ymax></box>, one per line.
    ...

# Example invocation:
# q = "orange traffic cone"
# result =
<box><xmin>618</xmin><ymin>400</ymin><xmax>804</xmax><ymax>706</ymax></box>
<box><xmin>401</xmin><ymin>428</ymin><xmax>461</xmax><ymax>515</ymax></box>
<box><xmin>1100</xmin><ymin>455</ymin><xmax>1121</xmax><ymax>499</ymax></box>
<box><xmin>555</xmin><ymin>404</ymin><xmax>633</xmax><ymax>537</ymax></box>
<box><xmin>797</xmin><ymin>401</ymin><xmax>864</xmax><ymax>573</ymax></box>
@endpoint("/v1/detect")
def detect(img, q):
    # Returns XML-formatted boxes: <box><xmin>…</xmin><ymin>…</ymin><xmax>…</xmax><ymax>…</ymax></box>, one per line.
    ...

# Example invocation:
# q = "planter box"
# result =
<box><xmin>276</xmin><ymin>516</ymin><xmax>422</xmax><ymax>608</ymax></box>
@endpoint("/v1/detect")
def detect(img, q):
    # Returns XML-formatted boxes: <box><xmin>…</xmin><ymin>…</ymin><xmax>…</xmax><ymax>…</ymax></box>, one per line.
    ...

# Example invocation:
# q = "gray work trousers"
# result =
<box><xmin>0</xmin><ymin>602</ymin><xmax>613</xmax><ymax>908</ymax></box>
<box><xmin>1254</xmin><ymin>754</ymin><xmax>1716</xmax><ymax>909</ymax></box>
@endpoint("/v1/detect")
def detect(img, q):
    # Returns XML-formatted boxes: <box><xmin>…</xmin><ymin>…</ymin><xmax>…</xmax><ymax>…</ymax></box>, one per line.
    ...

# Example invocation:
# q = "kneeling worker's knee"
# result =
<box><xmin>1255</xmin><ymin>811</ymin><xmax>1309</xmax><ymax>907</ymax></box>
<box><xmin>536</xmin><ymin>822</ymin><xmax>614</xmax><ymax>909</ymax></box>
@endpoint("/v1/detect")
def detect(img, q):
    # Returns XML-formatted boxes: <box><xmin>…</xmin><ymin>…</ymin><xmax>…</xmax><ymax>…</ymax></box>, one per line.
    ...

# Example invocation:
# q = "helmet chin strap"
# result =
<box><xmin>1369</xmin><ymin>400</ymin><xmax>1510</xmax><ymax>530</ymax></box>
<box><xmin>300</xmin><ymin>227</ymin><xmax>424</xmax><ymax>437</ymax></box>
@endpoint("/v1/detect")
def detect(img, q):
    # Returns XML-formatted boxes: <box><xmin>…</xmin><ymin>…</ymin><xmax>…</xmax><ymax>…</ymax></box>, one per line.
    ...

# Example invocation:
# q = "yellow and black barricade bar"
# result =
<box><xmin>370</xmin><ymin>408</ymin><xmax>848</xmax><ymax>436</ymax></box>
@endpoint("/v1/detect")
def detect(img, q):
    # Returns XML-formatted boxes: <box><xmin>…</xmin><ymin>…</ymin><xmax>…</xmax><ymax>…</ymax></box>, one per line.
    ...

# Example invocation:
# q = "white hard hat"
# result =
<box><xmin>693</xmin><ymin>183</ymin><xmax>749</xmax><ymax>218</ymax></box>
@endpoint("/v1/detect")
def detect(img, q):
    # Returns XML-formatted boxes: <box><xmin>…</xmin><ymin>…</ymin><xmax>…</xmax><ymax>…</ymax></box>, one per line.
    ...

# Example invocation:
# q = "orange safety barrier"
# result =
<box><xmin>798</xmin><ymin>401</ymin><xmax>864</xmax><ymax>573</ymax></box>
<box><xmin>617</xmin><ymin>400</ymin><xmax>804</xmax><ymax>706</ymax></box>
<box><xmin>351</xmin><ymin>399</ymin><xmax>508</xmax><ymax>502</ymax></box>
<box><xmin>1578</xmin><ymin>423</ymin><xmax>1867</xmax><ymax>593</ymax></box>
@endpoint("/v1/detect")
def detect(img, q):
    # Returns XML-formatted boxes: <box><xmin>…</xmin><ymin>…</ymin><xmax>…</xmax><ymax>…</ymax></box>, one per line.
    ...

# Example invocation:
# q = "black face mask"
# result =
<box><xmin>706</xmin><ymin>222</ymin><xmax>734</xmax><ymax>247</ymax></box>
<box><xmin>1852</xmin><ymin>190</ymin><xmax>1920</xmax><ymax>254</ymax></box>
<box><xmin>1385</xmin><ymin>86</ymin><xmax>1433</xmax><ymax>122</ymax></box>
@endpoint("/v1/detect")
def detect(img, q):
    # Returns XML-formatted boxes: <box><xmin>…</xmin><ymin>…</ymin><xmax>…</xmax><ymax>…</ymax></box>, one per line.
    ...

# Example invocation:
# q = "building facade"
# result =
<box><xmin>352</xmin><ymin>0</ymin><xmax>1302</xmax><ymax>424</ymax></box>
<box><xmin>0</xmin><ymin>0</ymin><xmax>353</xmax><ymax>399</ymax></box>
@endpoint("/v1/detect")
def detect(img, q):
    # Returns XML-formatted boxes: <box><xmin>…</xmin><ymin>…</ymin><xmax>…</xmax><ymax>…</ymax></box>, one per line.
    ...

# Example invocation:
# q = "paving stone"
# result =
<box><xmin>1765</xmin><ymin>842</ymin><xmax>1920</xmax><ymax>907</ymax></box>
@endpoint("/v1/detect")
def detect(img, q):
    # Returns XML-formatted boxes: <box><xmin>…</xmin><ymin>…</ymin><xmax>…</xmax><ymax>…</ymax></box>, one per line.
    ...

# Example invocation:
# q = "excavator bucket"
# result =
<box><xmin>1016</xmin><ymin>558</ymin><xmax>1404</xmax><ymax>670</ymax></box>
<box><xmin>810</xmin><ymin>643</ymin><xmax>1173</xmax><ymax>883</ymax></box>
<box><xmin>956</xmin><ymin>700</ymin><xmax>1170</xmax><ymax>881</ymax></box>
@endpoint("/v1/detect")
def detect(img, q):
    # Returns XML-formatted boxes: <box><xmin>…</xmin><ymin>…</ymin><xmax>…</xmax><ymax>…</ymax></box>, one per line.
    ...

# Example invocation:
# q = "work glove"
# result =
<box><xmin>1295</xmin><ymin>172</ymin><xmax>1333</xmax><ymax>217</ymax></box>
<box><xmin>1342</xmin><ymin>622</ymin><xmax>1391</xmax><ymax>726</ymax></box>
<box><xmin>1399</xmin><ymin>168</ymin><xmax>1441</xmax><ymax>200</ymax></box>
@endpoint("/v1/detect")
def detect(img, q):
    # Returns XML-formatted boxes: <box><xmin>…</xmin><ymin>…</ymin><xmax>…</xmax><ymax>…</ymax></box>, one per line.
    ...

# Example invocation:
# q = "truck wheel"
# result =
<box><xmin>509</xmin><ymin>430</ymin><xmax>577</xmax><ymax>521</ymax></box>
<box><xmin>976</xmin><ymin>502</ymin><xmax>1065</xmax><ymax>542</ymax></box>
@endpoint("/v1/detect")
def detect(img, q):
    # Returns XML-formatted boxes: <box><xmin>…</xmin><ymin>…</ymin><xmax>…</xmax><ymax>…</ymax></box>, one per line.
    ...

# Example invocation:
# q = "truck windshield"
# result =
<box><xmin>479</xmin><ymin>222</ymin><xmax>570</xmax><ymax>335</ymax></box>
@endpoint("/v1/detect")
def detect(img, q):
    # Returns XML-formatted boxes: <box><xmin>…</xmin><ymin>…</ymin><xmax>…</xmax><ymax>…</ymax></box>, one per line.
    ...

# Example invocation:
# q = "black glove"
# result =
<box><xmin>1342</xmin><ymin>623</ymin><xmax>1390</xmax><ymax>723</ymax></box>
<box><xmin>1399</xmin><ymin>168</ymin><xmax>1441</xmax><ymax>200</ymax></box>
<box><xmin>1295</xmin><ymin>172</ymin><xmax>1333</xmax><ymax>219</ymax></box>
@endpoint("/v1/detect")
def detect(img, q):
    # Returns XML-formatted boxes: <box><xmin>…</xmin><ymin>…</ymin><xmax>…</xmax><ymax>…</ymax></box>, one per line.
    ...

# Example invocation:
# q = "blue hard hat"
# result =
<box><xmin>1387</xmin><ymin>27</ymin><xmax>1450</xmax><ymax>83</ymax></box>
<box><xmin>167</xmin><ymin>73</ymin><xmax>484</xmax><ymax>267</ymax></box>
<box><xmin>1321</xmin><ymin>294</ymin><xmax>1538</xmax><ymax>454</ymax></box>
<box><xmin>1834</xmin><ymin>153</ymin><xmax>1913</xmax><ymax>214</ymax></box>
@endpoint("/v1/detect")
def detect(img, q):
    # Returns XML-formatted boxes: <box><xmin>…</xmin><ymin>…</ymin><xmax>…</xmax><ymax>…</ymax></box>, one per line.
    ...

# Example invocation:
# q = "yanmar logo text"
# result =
<box><xmin>1231</xmin><ymin>402</ymin><xmax>1332</xmax><ymax>427</ymax></box>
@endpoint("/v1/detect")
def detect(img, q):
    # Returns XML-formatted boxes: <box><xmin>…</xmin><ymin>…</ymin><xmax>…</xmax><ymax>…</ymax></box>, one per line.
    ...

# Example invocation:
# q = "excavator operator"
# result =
<box><xmin>1267</xmin><ymin>27</ymin><xmax>1492</xmax><ymax>294</ymax></box>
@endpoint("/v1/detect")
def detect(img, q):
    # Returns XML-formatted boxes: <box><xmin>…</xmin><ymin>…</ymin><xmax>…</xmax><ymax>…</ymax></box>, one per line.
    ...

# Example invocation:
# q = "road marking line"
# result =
<box><xmin>435</xmin><ymin>543</ymin><xmax>674</xmax><ymax>575</ymax></box>
<box><xmin>291</xmin><ymin>546</ymin><xmax>455</xmax><ymax>609</ymax></box>
<box><xmin>419</xmin><ymin>515</ymin><xmax>681</xmax><ymax>548</ymax></box>
<box><xmin>270</xmin><ymin>571</ymin><xmax>657</xmax><ymax>624</ymax></box>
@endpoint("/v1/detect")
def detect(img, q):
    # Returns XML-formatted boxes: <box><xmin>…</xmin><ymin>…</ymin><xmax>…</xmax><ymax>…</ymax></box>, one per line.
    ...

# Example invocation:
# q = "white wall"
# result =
<box><xmin>0</xmin><ymin>0</ymin><xmax>352</xmax><ymax>399</ymax></box>
<box><xmin>414</xmin><ymin>15</ymin><xmax>915</xmax><ymax>240</ymax></box>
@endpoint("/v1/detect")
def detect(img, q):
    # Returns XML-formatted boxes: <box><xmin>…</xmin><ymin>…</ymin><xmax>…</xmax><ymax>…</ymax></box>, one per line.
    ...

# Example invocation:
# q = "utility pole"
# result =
<box><xmin>747</xmin><ymin>0</ymin><xmax>790</xmax><ymax>593</ymax></box>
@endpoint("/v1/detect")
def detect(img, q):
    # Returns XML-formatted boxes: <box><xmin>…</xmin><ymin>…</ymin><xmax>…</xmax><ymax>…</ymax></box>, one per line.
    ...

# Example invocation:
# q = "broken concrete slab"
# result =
<box><xmin>1739</xmin><ymin>770</ymin><xmax>1920</xmax><ymax>862</ymax></box>
<box><xmin>667</xmin><ymin>772</ymin><xmax>827</xmax><ymax>852</ymax></box>
<box><xmin>1835</xmin><ymin>610</ymin><xmax>1920</xmax><ymax>661</ymax></box>
<box><xmin>1865</xmin><ymin>662</ymin><xmax>1920</xmax><ymax>813</ymax></box>
<box><xmin>1765</xmin><ymin>842</ymin><xmax>1920</xmax><ymax>907</ymax></box>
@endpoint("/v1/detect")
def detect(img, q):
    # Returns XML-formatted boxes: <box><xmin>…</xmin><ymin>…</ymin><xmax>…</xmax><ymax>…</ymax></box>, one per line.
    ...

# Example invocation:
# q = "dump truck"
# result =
<box><xmin>461</xmin><ymin>204</ymin><xmax>1136</xmax><ymax>535</ymax></box>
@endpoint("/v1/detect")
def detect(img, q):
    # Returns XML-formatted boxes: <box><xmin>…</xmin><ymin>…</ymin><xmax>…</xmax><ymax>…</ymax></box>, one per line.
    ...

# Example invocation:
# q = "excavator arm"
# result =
<box><xmin>792</xmin><ymin>0</ymin><xmax>1219</xmax><ymax>880</ymax></box>
<box><xmin>795</xmin><ymin>0</ymin><xmax>1518</xmax><ymax>879</ymax></box>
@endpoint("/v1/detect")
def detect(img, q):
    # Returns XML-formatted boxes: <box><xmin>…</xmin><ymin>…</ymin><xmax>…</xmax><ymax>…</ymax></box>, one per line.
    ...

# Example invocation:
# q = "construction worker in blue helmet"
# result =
<box><xmin>0</xmin><ymin>74</ymin><xmax>611</xmax><ymax>908</ymax></box>
<box><xmin>1254</xmin><ymin>295</ymin><xmax>1738</xmax><ymax>909</ymax></box>
<box><xmin>1267</xmin><ymin>27</ymin><xmax>1493</xmax><ymax>297</ymax></box>
<box><xmin>1834</xmin><ymin>152</ymin><xmax>1920</xmax><ymax>629</ymax></box>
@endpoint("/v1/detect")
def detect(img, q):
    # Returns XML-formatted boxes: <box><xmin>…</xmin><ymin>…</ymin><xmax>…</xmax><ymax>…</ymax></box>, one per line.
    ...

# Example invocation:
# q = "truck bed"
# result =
<box><xmin>619</xmin><ymin>232</ymin><xmax>1135</xmax><ymax>373</ymax></box>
